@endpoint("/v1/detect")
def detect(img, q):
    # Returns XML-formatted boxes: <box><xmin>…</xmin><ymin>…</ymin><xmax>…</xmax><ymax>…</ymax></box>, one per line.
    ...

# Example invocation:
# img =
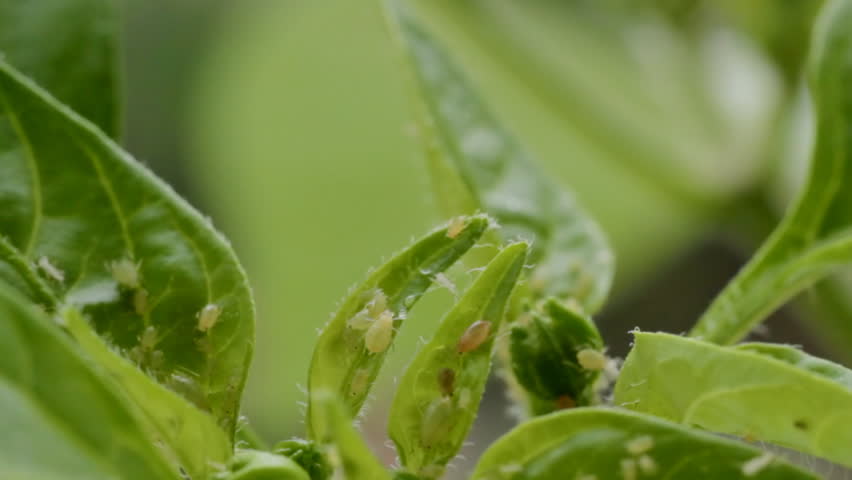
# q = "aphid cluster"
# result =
<box><xmin>108</xmin><ymin>257</ymin><xmax>149</xmax><ymax>315</ymax></box>
<box><xmin>347</xmin><ymin>289</ymin><xmax>396</xmax><ymax>354</ymax></box>
<box><xmin>622</xmin><ymin>435</ymin><xmax>656</xmax><ymax>477</ymax></box>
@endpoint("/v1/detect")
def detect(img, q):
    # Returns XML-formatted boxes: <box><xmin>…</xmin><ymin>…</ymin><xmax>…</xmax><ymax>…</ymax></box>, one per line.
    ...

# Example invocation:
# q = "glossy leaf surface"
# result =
<box><xmin>0</xmin><ymin>60</ymin><xmax>255</xmax><ymax>435</ymax></box>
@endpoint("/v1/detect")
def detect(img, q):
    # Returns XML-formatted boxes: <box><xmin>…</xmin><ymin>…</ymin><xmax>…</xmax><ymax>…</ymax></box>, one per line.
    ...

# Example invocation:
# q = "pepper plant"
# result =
<box><xmin>1</xmin><ymin>0</ymin><xmax>852</xmax><ymax>479</ymax></box>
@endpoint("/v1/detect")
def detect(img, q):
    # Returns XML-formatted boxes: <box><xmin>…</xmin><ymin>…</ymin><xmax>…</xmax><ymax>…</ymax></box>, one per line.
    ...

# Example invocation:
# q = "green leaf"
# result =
<box><xmin>388</xmin><ymin>242</ymin><xmax>528</xmax><ymax>478</ymax></box>
<box><xmin>0</xmin><ymin>280</ymin><xmax>181</xmax><ymax>479</ymax></box>
<box><xmin>216</xmin><ymin>450</ymin><xmax>311</xmax><ymax>480</ymax></box>
<box><xmin>383</xmin><ymin>0</ymin><xmax>613</xmax><ymax>312</ymax></box>
<box><xmin>614</xmin><ymin>331</ymin><xmax>852</xmax><ymax>467</ymax></box>
<box><xmin>691</xmin><ymin>0</ymin><xmax>852</xmax><ymax>344</ymax></box>
<box><xmin>509</xmin><ymin>298</ymin><xmax>605</xmax><ymax>413</ymax></box>
<box><xmin>0</xmin><ymin>0</ymin><xmax>120</xmax><ymax>137</ymax></box>
<box><xmin>0</xmin><ymin>60</ymin><xmax>254</xmax><ymax>436</ymax></box>
<box><xmin>306</xmin><ymin>215</ymin><xmax>489</xmax><ymax>438</ymax></box>
<box><xmin>274</xmin><ymin>439</ymin><xmax>332</xmax><ymax>480</ymax></box>
<box><xmin>310</xmin><ymin>392</ymin><xmax>391</xmax><ymax>480</ymax></box>
<box><xmin>471</xmin><ymin>407</ymin><xmax>818</xmax><ymax>480</ymax></box>
<box><xmin>64</xmin><ymin>306</ymin><xmax>231</xmax><ymax>479</ymax></box>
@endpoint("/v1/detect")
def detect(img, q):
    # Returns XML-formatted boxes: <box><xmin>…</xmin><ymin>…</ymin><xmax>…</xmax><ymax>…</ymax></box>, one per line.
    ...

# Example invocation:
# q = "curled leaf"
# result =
<box><xmin>307</xmin><ymin>215</ymin><xmax>489</xmax><ymax>437</ymax></box>
<box><xmin>388</xmin><ymin>242</ymin><xmax>528</xmax><ymax>477</ymax></box>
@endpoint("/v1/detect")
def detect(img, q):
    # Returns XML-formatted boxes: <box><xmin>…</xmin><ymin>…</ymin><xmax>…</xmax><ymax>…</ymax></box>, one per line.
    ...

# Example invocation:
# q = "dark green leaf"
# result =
<box><xmin>0</xmin><ymin>0</ymin><xmax>119</xmax><ymax>136</ymax></box>
<box><xmin>471</xmin><ymin>407</ymin><xmax>818</xmax><ymax>480</ymax></box>
<box><xmin>0</xmin><ymin>60</ymin><xmax>254</xmax><ymax>436</ymax></box>
<box><xmin>509</xmin><ymin>299</ymin><xmax>605</xmax><ymax>413</ymax></box>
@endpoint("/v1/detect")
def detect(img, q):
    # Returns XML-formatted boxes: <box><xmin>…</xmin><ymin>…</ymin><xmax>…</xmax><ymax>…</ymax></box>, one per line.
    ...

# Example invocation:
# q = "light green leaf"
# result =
<box><xmin>471</xmin><ymin>407</ymin><xmax>818</xmax><ymax>480</ymax></box>
<box><xmin>0</xmin><ymin>60</ymin><xmax>254</xmax><ymax>436</ymax></box>
<box><xmin>0</xmin><ymin>0</ymin><xmax>120</xmax><ymax>137</ymax></box>
<box><xmin>388</xmin><ymin>242</ymin><xmax>528</xmax><ymax>478</ymax></box>
<box><xmin>64</xmin><ymin>307</ymin><xmax>231</xmax><ymax>479</ymax></box>
<box><xmin>310</xmin><ymin>392</ymin><xmax>391</xmax><ymax>480</ymax></box>
<box><xmin>307</xmin><ymin>215</ymin><xmax>489</xmax><ymax>438</ymax></box>
<box><xmin>383</xmin><ymin>0</ymin><xmax>613</xmax><ymax>312</ymax></box>
<box><xmin>0</xmin><ymin>280</ymin><xmax>181</xmax><ymax>480</ymax></box>
<box><xmin>216</xmin><ymin>450</ymin><xmax>310</xmax><ymax>480</ymax></box>
<box><xmin>615</xmin><ymin>331</ymin><xmax>852</xmax><ymax>467</ymax></box>
<box><xmin>691</xmin><ymin>0</ymin><xmax>852</xmax><ymax>344</ymax></box>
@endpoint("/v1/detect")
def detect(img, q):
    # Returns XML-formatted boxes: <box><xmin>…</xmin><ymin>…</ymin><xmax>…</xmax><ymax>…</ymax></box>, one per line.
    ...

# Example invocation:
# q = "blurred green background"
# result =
<box><xmin>123</xmin><ymin>0</ymin><xmax>845</xmax><ymax>474</ymax></box>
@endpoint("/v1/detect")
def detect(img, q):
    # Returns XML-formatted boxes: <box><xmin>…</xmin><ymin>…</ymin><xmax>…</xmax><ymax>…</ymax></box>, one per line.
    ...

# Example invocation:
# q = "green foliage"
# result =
<box><xmin>0</xmin><ymin>59</ymin><xmax>255</xmax><ymax>437</ymax></box>
<box><xmin>615</xmin><ymin>332</ymin><xmax>852</xmax><ymax>468</ymax></box>
<box><xmin>0</xmin><ymin>0</ymin><xmax>119</xmax><ymax>137</ymax></box>
<box><xmin>6</xmin><ymin>0</ymin><xmax>852</xmax><ymax>478</ymax></box>
<box><xmin>691</xmin><ymin>0</ymin><xmax>852</xmax><ymax>344</ymax></box>
<box><xmin>472</xmin><ymin>408</ymin><xmax>818</xmax><ymax>480</ymax></box>
<box><xmin>0</xmin><ymin>281</ymin><xmax>181</xmax><ymax>479</ymax></box>
<box><xmin>389</xmin><ymin>242</ymin><xmax>527</xmax><ymax>478</ymax></box>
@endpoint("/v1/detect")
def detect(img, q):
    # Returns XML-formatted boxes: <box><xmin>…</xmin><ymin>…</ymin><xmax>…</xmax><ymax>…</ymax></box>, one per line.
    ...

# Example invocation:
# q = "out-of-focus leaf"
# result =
<box><xmin>615</xmin><ymin>332</ymin><xmax>852</xmax><ymax>467</ymax></box>
<box><xmin>691</xmin><ymin>0</ymin><xmax>852</xmax><ymax>344</ymax></box>
<box><xmin>385</xmin><ymin>0</ymin><xmax>613</xmax><ymax>312</ymax></box>
<box><xmin>64</xmin><ymin>307</ymin><xmax>231</xmax><ymax>479</ymax></box>
<box><xmin>471</xmin><ymin>407</ymin><xmax>817</xmax><ymax>480</ymax></box>
<box><xmin>0</xmin><ymin>280</ymin><xmax>180</xmax><ymax>480</ymax></box>
<box><xmin>0</xmin><ymin>0</ymin><xmax>119</xmax><ymax>136</ymax></box>
<box><xmin>388</xmin><ymin>242</ymin><xmax>527</xmax><ymax>478</ymax></box>
<box><xmin>0</xmin><ymin>60</ymin><xmax>254</xmax><ymax>436</ymax></box>
<box><xmin>307</xmin><ymin>215</ymin><xmax>489</xmax><ymax>438</ymax></box>
<box><xmin>310</xmin><ymin>392</ymin><xmax>391</xmax><ymax>480</ymax></box>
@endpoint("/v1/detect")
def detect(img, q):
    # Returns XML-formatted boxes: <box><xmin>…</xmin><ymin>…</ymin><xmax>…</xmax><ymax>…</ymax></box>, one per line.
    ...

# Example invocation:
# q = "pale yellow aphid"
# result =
<box><xmin>457</xmin><ymin>320</ymin><xmax>492</xmax><ymax>353</ymax></box>
<box><xmin>347</xmin><ymin>289</ymin><xmax>387</xmax><ymax>330</ymax></box>
<box><xmin>133</xmin><ymin>288</ymin><xmax>149</xmax><ymax>315</ymax></box>
<box><xmin>197</xmin><ymin>303</ymin><xmax>221</xmax><ymax>332</ymax></box>
<box><xmin>741</xmin><ymin>452</ymin><xmax>774</xmax><ymax>477</ymax></box>
<box><xmin>364</xmin><ymin>310</ymin><xmax>394</xmax><ymax>353</ymax></box>
<box><xmin>577</xmin><ymin>349</ymin><xmax>608</xmax><ymax>371</ymax></box>
<box><xmin>37</xmin><ymin>256</ymin><xmax>64</xmax><ymax>282</ymax></box>
<box><xmin>498</xmin><ymin>464</ymin><xmax>522</xmax><ymax>475</ymax></box>
<box><xmin>140</xmin><ymin>325</ymin><xmax>158</xmax><ymax>350</ymax></box>
<box><xmin>421</xmin><ymin>397</ymin><xmax>454</xmax><ymax>447</ymax></box>
<box><xmin>638</xmin><ymin>455</ymin><xmax>658</xmax><ymax>475</ymax></box>
<box><xmin>109</xmin><ymin>258</ymin><xmax>140</xmax><ymax>289</ymax></box>
<box><xmin>446</xmin><ymin>216</ymin><xmax>466</xmax><ymax>239</ymax></box>
<box><xmin>349</xmin><ymin>368</ymin><xmax>370</xmax><ymax>398</ymax></box>
<box><xmin>625</xmin><ymin>435</ymin><xmax>654</xmax><ymax>456</ymax></box>
<box><xmin>620</xmin><ymin>458</ymin><xmax>637</xmax><ymax>480</ymax></box>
